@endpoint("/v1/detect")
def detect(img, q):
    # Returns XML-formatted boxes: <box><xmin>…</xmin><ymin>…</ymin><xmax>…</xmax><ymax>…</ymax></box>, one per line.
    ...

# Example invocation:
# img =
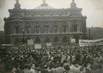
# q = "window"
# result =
<box><xmin>54</xmin><ymin>25</ymin><xmax>58</xmax><ymax>33</ymax></box>
<box><xmin>35</xmin><ymin>37</ymin><xmax>41</xmax><ymax>43</ymax></box>
<box><xmin>73</xmin><ymin>24</ymin><xmax>77</xmax><ymax>32</ymax></box>
<box><xmin>26</xmin><ymin>25</ymin><xmax>31</xmax><ymax>33</ymax></box>
<box><xmin>62</xmin><ymin>36</ymin><xmax>68</xmax><ymax>43</ymax></box>
<box><xmin>45</xmin><ymin>25</ymin><xmax>49</xmax><ymax>33</ymax></box>
<box><xmin>54</xmin><ymin>37</ymin><xmax>59</xmax><ymax>42</ymax></box>
<box><xmin>45</xmin><ymin>37</ymin><xmax>50</xmax><ymax>43</ymax></box>
<box><xmin>15</xmin><ymin>25</ymin><xmax>19</xmax><ymax>33</ymax></box>
<box><xmin>63</xmin><ymin>25</ymin><xmax>66</xmax><ymax>32</ymax></box>
<box><xmin>35</xmin><ymin>25</ymin><xmax>40</xmax><ymax>33</ymax></box>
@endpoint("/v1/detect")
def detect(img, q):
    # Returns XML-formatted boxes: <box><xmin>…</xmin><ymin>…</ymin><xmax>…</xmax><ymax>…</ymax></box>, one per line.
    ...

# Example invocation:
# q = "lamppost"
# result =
<box><xmin>69</xmin><ymin>37</ymin><xmax>76</xmax><ymax>65</ymax></box>
<box><xmin>22</xmin><ymin>29</ymin><xmax>25</xmax><ymax>45</ymax></box>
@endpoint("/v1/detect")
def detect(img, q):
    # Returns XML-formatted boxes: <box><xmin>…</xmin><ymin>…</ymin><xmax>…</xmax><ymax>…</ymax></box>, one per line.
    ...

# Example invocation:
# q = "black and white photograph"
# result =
<box><xmin>0</xmin><ymin>0</ymin><xmax>103</xmax><ymax>73</ymax></box>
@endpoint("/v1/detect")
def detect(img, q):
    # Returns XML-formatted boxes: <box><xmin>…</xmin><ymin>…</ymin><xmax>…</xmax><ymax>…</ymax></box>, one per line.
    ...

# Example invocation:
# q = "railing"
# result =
<box><xmin>10</xmin><ymin>32</ymin><xmax>83</xmax><ymax>36</ymax></box>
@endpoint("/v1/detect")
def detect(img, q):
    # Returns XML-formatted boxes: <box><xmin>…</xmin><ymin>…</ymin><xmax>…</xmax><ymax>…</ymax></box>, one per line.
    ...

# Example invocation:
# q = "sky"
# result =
<box><xmin>0</xmin><ymin>0</ymin><xmax>103</xmax><ymax>31</ymax></box>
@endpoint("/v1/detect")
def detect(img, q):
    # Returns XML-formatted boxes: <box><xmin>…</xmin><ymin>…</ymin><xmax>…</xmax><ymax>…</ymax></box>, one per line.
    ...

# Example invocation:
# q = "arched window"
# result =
<box><xmin>35</xmin><ymin>37</ymin><xmax>41</xmax><ymax>43</ymax></box>
<box><xmin>73</xmin><ymin>24</ymin><xmax>77</xmax><ymax>32</ymax></box>
<box><xmin>27</xmin><ymin>27</ymin><xmax>31</xmax><ymax>33</ymax></box>
<box><xmin>62</xmin><ymin>36</ymin><xmax>68</xmax><ymax>43</ymax></box>
<box><xmin>35</xmin><ymin>25</ymin><xmax>40</xmax><ymax>33</ymax></box>
<box><xmin>15</xmin><ymin>25</ymin><xmax>19</xmax><ymax>33</ymax></box>
<box><xmin>63</xmin><ymin>25</ymin><xmax>66</xmax><ymax>32</ymax></box>
<box><xmin>45</xmin><ymin>25</ymin><xmax>49</xmax><ymax>33</ymax></box>
<box><xmin>45</xmin><ymin>37</ymin><xmax>50</xmax><ymax>43</ymax></box>
<box><xmin>15</xmin><ymin>38</ymin><xmax>19</xmax><ymax>44</ymax></box>
<box><xmin>34</xmin><ymin>25</ymin><xmax>36</xmax><ymax>33</ymax></box>
<box><xmin>71</xmin><ymin>20</ymin><xmax>77</xmax><ymax>32</ymax></box>
<box><xmin>26</xmin><ymin>24</ymin><xmax>31</xmax><ymax>33</ymax></box>
<box><xmin>54</xmin><ymin>37</ymin><xmax>59</xmax><ymax>42</ymax></box>
<box><xmin>54</xmin><ymin>25</ymin><xmax>58</xmax><ymax>33</ymax></box>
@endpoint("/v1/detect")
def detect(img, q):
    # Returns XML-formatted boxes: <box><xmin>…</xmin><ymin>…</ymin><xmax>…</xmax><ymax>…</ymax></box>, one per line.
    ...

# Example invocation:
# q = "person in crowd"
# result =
<box><xmin>69</xmin><ymin>62</ymin><xmax>81</xmax><ymax>73</ymax></box>
<box><xmin>23</xmin><ymin>64</ymin><xmax>32</xmax><ymax>73</ymax></box>
<box><xmin>48</xmin><ymin>63</ymin><xmax>65</xmax><ymax>73</ymax></box>
<box><xmin>64</xmin><ymin>65</ymin><xmax>70</xmax><ymax>73</ymax></box>
<box><xmin>11</xmin><ymin>67</ymin><xmax>16</xmax><ymax>73</ymax></box>
<box><xmin>1</xmin><ymin>45</ymin><xmax>103</xmax><ymax>73</ymax></box>
<box><xmin>30</xmin><ymin>64</ymin><xmax>37</xmax><ymax>73</ymax></box>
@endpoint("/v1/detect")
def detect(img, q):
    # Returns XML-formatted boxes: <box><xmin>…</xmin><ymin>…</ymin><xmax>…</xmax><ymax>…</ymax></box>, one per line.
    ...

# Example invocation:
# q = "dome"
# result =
<box><xmin>36</xmin><ymin>4</ymin><xmax>54</xmax><ymax>9</ymax></box>
<box><xmin>35</xmin><ymin>0</ymin><xmax>54</xmax><ymax>9</ymax></box>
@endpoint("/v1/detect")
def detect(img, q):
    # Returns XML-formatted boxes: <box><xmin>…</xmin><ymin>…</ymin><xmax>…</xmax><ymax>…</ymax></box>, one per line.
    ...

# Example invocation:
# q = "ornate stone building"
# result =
<box><xmin>4</xmin><ymin>0</ymin><xmax>87</xmax><ymax>47</ymax></box>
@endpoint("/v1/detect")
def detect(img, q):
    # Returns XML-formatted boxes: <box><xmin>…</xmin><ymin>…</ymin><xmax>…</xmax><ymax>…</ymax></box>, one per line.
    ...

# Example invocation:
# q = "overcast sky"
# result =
<box><xmin>0</xmin><ymin>0</ymin><xmax>103</xmax><ymax>31</ymax></box>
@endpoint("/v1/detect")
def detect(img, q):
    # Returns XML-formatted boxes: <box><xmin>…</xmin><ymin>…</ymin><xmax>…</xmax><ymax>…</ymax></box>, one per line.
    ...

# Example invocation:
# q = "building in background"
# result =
<box><xmin>87</xmin><ymin>27</ymin><xmax>103</xmax><ymax>40</ymax></box>
<box><xmin>0</xmin><ymin>31</ymin><xmax>5</xmax><ymax>44</ymax></box>
<box><xmin>4</xmin><ymin>0</ymin><xmax>87</xmax><ymax>47</ymax></box>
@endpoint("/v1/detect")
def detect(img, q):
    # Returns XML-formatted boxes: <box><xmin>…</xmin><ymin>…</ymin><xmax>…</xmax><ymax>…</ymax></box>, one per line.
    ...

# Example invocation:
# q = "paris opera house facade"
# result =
<box><xmin>4</xmin><ymin>0</ymin><xmax>87</xmax><ymax>47</ymax></box>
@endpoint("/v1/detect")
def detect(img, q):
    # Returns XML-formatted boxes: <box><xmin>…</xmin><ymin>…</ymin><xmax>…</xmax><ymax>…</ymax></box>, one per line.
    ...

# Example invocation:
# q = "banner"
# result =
<box><xmin>79</xmin><ymin>39</ymin><xmax>103</xmax><ymax>47</ymax></box>
<box><xmin>27</xmin><ymin>39</ymin><xmax>34</xmax><ymax>46</ymax></box>
<box><xmin>35</xmin><ymin>44</ymin><xmax>42</xmax><ymax>49</ymax></box>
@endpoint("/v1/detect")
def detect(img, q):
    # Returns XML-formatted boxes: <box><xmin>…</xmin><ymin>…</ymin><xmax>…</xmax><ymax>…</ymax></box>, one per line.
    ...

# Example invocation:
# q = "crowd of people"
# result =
<box><xmin>0</xmin><ymin>45</ymin><xmax>103</xmax><ymax>73</ymax></box>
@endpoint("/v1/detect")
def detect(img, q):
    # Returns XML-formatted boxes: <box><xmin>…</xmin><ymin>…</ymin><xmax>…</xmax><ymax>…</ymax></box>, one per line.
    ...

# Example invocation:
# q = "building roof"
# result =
<box><xmin>8</xmin><ymin>0</ymin><xmax>83</xmax><ymax>18</ymax></box>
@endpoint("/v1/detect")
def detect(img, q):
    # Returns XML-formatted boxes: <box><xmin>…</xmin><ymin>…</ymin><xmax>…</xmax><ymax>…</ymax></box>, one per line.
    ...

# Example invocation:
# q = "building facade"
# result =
<box><xmin>4</xmin><ymin>0</ymin><xmax>87</xmax><ymax>47</ymax></box>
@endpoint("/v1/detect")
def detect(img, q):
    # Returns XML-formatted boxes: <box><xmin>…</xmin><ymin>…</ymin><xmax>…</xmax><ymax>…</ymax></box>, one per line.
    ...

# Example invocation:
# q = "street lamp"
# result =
<box><xmin>69</xmin><ymin>37</ymin><xmax>76</xmax><ymax>65</ymax></box>
<box><xmin>22</xmin><ymin>29</ymin><xmax>25</xmax><ymax>44</ymax></box>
